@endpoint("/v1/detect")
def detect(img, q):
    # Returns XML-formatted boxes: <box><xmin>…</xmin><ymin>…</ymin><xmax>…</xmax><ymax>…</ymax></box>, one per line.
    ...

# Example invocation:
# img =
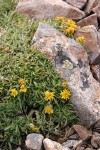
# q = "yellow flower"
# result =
<box><xmin>44</xmin><ymin>105</ymin><xmax>54</xmax><ymax>114</ymax></box>
<box><xmin>64</xmin><ymin>27</ymin><xmax>75</xmax><ymax>35</ymax></box>
<box><xmin>70</xmin><ymin>24</ymin><xmax>77</xmax><ymax>30</ymax></box>
<box><xmin>18</xmin><ymin>78</ymin><xmax>25</xmax><ymax>85</ymax></box>
<box><xmin>60</xmin><ymin>89</ymin><xmax>71</xmax><ymax>100</ymax></box>
<box><xmin>10</xmin><ymin>88</ymin><xmax>18</xmax><ymax>97</ymax></box>
<box><xmin>20</xmin><ymin>85</ymin><xmax>27</xmax><ymax>93</ymax></box>
<box><xmin>29</xmin><ymin>123</ymin><xmax>39</xmax><ymax>132</ymax></box>
<box><xmin>67</xmin><ymin>19</ymin><xmax>76</xmax><ymax>26</ymax></box>
<box><xmin>55</xmin><ymin>16</ymin><xmax>65</xmax><ymax>22</ymax></box>
<box><xmin>45</xmin><ymin>91</ymin><xmax>55</xmax><ymax>101</ymax></box>
<box><xmin>76</xmin><ymin>36</ymin><xmax>85</xmax><ymax>44</ymax></box>
<box><xmin>63</xmin><ymin>80</ymin><xmax>68</xmax><ymax>87</ymax></box>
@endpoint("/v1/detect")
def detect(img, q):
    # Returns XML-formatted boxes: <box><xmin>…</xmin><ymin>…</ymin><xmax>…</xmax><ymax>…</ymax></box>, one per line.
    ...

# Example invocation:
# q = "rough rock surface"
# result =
<box><xmin>16</xmin><ymin>0</ymin><xmax>85</xmax><ymax>20</ymax></box>
<box><xmin>73</xmin><ymin>125</ymin><xmax>92</xmax><ymax>140</ymax></box>
<box><xmin>43</xmin><ymin>138</ymin><xmax>70</xmax><ymax>150</ymax></box>
<box><xmin>62</xmin><ymin>140</ymin><xmax>78</xmax><ymax>148</ymax></box>
<box><xmin>33</xmin><ymin>23</ymin><xmax>100</xmax><ymax>127</ymax></box>
<box><xmin>97</xmin><ymin>31</ymin><xmax>100</xmax><ymax>48</ymax></box>
<box><xmin>65</xmin><ymin>0</ymin><xmax>87</xmax><ymax>9</ymax></box>
<box><xmin>92</xmin><ymin>2</ymin><xmax>100</xmax><ymax>20</ymax></box>
<box><xmin>84</xmin><ymin>0</ymin><xmax>99</xmax><ymax>14</ymax></box>
<box><xmin>76</xmin><ymin>25</ymin><xmax>100</xmax><ymax>64</ymax></box>
<box><xmin>77</xmin><ymin>14</ymin><xmax>98</xmax><ymax>29</ymax></box>
<box><xmin>90</xmin><ymin>65</ymin><xmax>100</xmax><ymax>83</ymax></box>
<box><xmin>25</xmin><ymin>133</ymin><xmax>44</xmax><ymax>150</ymax></box>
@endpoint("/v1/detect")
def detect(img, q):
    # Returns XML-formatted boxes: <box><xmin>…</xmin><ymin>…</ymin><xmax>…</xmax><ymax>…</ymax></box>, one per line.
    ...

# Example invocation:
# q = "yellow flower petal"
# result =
<box><xmin>44</xmin><ymin>105</ymin><xmax>54</xmax><ymax>114</ymax></box>
<box><xmin>10</xmin><ymin>88</ymin><xmax>18</xmax><ymax>97</ymax></box>
<box><xmin>60</xmin><ymin>89</ymin><xmax>71</xmax><ymax>100</ymax></box>
<box><xmin>45</xmin><ymin>91</ymin><xmax>54</xmax><ymax>101</ymax></box>
<box><xmin>20</xmin><ymin>85</ymin><xmax>27</xmax><ymax>93</ymax></box>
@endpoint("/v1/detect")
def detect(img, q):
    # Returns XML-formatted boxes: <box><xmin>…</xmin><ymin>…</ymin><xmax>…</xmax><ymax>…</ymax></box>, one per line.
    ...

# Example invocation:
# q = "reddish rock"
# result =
<box><xmin>65</xmin><ymin>0</ymin><xmax>87</xmax><ymax>9</ymax></box>
<box><xmin>16</xmin><ymin>0</ymin><xmax>85</xmax><ymax>20</ymax></box>
<box><xmin>77</xmin><ymin>14</ymin><xmax>98</xmax><ymax>29</ymax></box>
<box><xmin>93</xmin><ymin>2</ymin><xmax>100</xmax><ymax>20</ymax></box>
<box><xmin>90</xmin><ymin>65</ymin><xmax>100</xmax><ymax>82</ymax></box>
<box><xmin>73</xmin><ymin>125</ymin><xmax>92</xmax><ymax>141</ymax></box>
<box><xmin>84</xmin><ymin>0</ymin><xmax>99</xmax><ymax>14</ymax></box>
<box><xmin>33</xmin><ymin>23</ymin><xmax>100</xmax><ymax>127</ymax></box>
<box><xmin>76</xmin><ymin>25</ymin><xmax>100</xmax><ymax>64</ymax></box>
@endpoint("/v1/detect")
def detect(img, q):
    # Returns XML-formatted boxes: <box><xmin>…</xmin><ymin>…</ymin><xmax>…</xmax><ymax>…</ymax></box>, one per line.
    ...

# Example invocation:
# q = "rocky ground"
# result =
<box><xmin>1</xmin><ymin>0</ymin><xmax>100</xmax><ymax>149</ymax></box>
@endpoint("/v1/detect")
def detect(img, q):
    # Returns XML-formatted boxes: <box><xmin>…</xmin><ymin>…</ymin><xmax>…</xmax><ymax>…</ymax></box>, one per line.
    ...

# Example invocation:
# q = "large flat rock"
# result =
<box><xmin>16</xmin><ymin>0</ymin><xmax>85</xmax><ymax>20</ymax></box>
<box><xmin>33</xmin><ymin>23</ymin><xmax>100</xmax><ymax>127</ymax></box>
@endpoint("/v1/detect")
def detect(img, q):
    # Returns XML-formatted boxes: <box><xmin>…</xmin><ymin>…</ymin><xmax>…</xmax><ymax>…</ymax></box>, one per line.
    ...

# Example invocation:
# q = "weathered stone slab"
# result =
<box><xmin>33</xmin><ymin>23</ymin><xmax>100</xmax><ymax>127</ymax></box>
<box><xmin>92</xmin><ymin>2</ymin><xmax>100</xmax><ymax>20</ymax></box>
<box><xmin>77</xmin><ymin>14</ymin><xmax>98</xmax><ymax>29</ymax></box>
<box><xmin>16</xmin><ymin>0</ymin><xmax>85</xmax><ymax>20</ymax></box>
<box><xmin>84</xmin><ymin>0</ymin><xmax>99</xmax><ymax>14</ymax></box>
<box><xmin>76</xmin><ymin>25</ymin><xmax>100</xmax><ymax>64</ymax></box>
<box><xmin>65</xmin><ymin>0</ymin><xmax>87</xmax><ymax>9</ymax></box>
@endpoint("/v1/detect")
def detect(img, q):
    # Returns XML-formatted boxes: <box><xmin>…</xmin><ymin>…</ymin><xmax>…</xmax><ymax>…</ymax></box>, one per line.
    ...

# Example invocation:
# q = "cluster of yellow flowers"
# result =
<box><xmin>76</xmin><ymin>36</ymin><xmax>85</xmax><ymax>44</ymax></box>
<box><xmin>55</xmin><ymin>16</ymin><xmax>77</xmax><ymax>35</ymax></box>
<box><xmin>44</xmin><ymin>81</ymin><xmax>71</xmax><ymax>115</ymax></box>
<box><xmin>10</xmin><ymin>78</ymin><xmax>27</xmax><ymax>97</ymax></box>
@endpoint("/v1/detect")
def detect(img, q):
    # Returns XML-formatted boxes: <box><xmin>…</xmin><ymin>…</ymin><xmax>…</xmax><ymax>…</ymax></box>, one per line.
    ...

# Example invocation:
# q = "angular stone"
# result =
<box><xmin>73</xmin><ymin>140</ymin><xmax>83</xmax><ymax>150</ymax></box>
<box><xmin>73</xmin><ymin>125</ymin><xmax>92</xmax><ymax>140</ymax></box>
<box><xmin>16</xmin><ymin>0</ymin><xmax>85</xmax><ymax>20</ymax></box>
<box><xmin>76</xmin><ymin>25</ymin><xmax>100</xmax><ymax>64</ymax></box>
<box><xmin>84</xmin><ymin>0</ymin><xmax>99</xmax><ymax>14</ymax></box>
<box><xmin>25</xmin><ymin>133</ymin><xmax>44</xmax><ymax>150</ymax></box>
<box><xmin>65</xmin><ymin>0</ymin><xmax>87</xmax><ymax>9</ymax></box>
<box><xmin>43</xmin><ymin>138</ymin><xmax>69</xmax><ymax>150</ymax></box>
<box><xmin>33</xmin><ymin>23</ymin><xmax>100</xmax><ymax>127</ymax></box>
<box><xmin>91</xmin><ymin>132</ymin><xmax>100</xmax><ymax>148</ymax></box>
<box><xmin>92</xmin><ymin>2</ymin><xmax>100</xmax><ymax>20</ymax></box>
<box><xmin>77</xmin><ymin>14</ymin><xmax>98</xmax><ymax>29</ymax></box>
<box><xmin>69</xmin><ymin>134</ymin><xmax>79</xmax><ymax>140</ymax></box>
<box><xmin>62</xmin><ymin>140</ymin><xmax>78</xmax><ymax>148</ymax></box>
<box><xmin>90</xmin><ymin>65</ymin><xmax>100</xmax><ymax>83</ymax></box>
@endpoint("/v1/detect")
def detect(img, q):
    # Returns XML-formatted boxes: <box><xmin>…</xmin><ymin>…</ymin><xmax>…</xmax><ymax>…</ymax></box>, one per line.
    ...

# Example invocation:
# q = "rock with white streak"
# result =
<box><xmin>16</xmin><ymin>0</ymin><xmax>85</xmax><ymax>20</ymax></box>
<box><xmin>33</xmin><ymin>23</ymin><xmax>100</xmax><ymax>127</ymax></box>
<box><xmin>76</xmin><ymin>25</ymin><xmax>100</xmax><ymax>64</ymax></box>
<box><xmin>65</xmin><ymin>0</ymin><xmax>87</xmax><ymax>9</ymax></box>
<box><xmin>77</xmin><ymin>14</ymin><xmax>98</xmax><ymax>29</ymax></box>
